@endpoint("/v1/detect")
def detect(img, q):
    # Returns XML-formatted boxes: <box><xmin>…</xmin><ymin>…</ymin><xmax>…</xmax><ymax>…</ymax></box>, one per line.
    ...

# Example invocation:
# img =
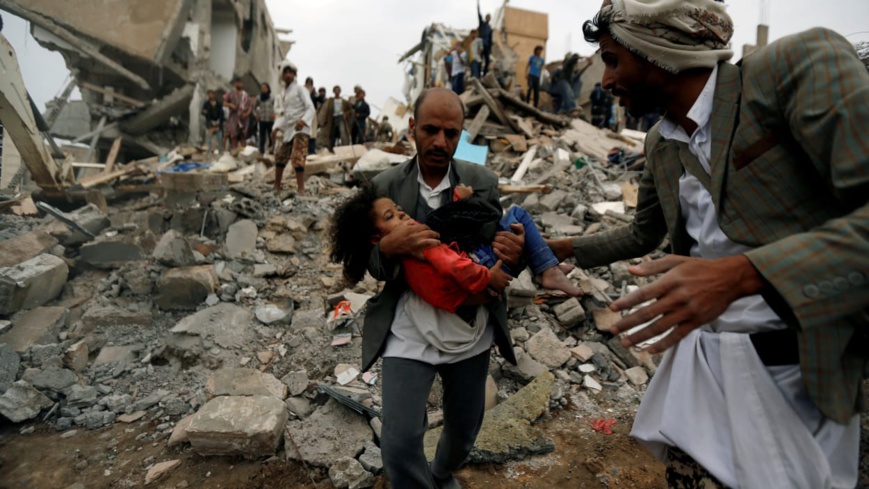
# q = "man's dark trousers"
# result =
<box><xmin>380</xmin><ymin>350</ymin><xmax>490</xmax><ymax>488</ymax></box>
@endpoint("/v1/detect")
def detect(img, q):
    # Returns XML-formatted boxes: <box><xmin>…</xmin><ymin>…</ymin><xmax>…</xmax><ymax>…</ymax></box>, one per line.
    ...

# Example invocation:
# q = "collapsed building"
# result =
<box><xmin>0</xmin><ymin>0</ymin><xmax>291</xmax><ymax>167</ymax></box>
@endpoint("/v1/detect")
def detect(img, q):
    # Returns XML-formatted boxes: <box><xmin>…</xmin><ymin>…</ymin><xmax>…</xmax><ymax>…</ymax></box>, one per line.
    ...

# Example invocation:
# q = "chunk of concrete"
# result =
<box><xmin>525</xmin><ymin>329</ymin><xmax>571</xmax><ymax>369</ymax></box>
<box><xmin>358</xmin><ymin>440</ymin><xmax>383</xmax><ymax>475</ymax></box>
<box><xmin>569</xmin><ymin>344</ymin><xmax>595</xmax><ymax>363</ymax></box>
<box><xmin>79</xmin><ymin>237</ymin><xmax>146</xmax><ymax>269</ymax></box>
<box><xmin>225</xmin><ymin>220</ymin><xmax>258</xmax><ymax>258</ymax></box>
<box><xmin>503</xmin><ymin>348</ymin><xmax>548</xmax><ymax>384</ymax></box>
<box><xmin>485</xmin><ymin>375</ymin><xmax>498</xmax><ymax>411</ymax></box>
<box><xmin>285</xmin><ymin>399</ymin><xmax>374</xmax><ymax>468</ymax></box>
<box><xmin>424</xmin><ymin>372</ymin><xmax>555</xmax><ymax>464</ymax></box>
<box><xmin>281</xmin><ymin>370</ymin><xmax>309</xmax><ymax>397</ymax></box>
<box><xmin>329</xmin><ymin>457</ymin><xmax>375</xmax><ymax>489</ymax></box>
<box><xmin>538</xmin><ymin>190</ymin><xmax>567</xmax><ymax>212</ymax></box>
<box><xmin>168</xmin><ymin>303</ymin><xmax>256</xmax><ymax>354</ymax></box>
<box><xmin>0</xmin><ymin>381</ymin><xmax>54</xmax><ymax>422</ymax></box>
<box><xmin>81</xmin><ymin>305</ymin><xmax>153</xmax><ymax>329</ymax></box>
<box><xmin>553</xmin><ymin>298</ymin><xmax>586</xmax><ymax>328</ymax></box>
<box><xmin>204</xmin><ymin>368</ymin><xmax>287</xmax><ymax>400</ymax></box>
<box><xmin>0</xmin><ymin>344</ymin><xmax>21</xmax><ymax>393</ymax></box>
<box><xmin>155</xmin><ymin>265</ymin><xmax>218</xmax><ymax>310</ymax></box>
<box><xmin>0</xmin><ymin>306</ymin><xmax>66</xmax><ymax>353</ymax></box>
<box><xmin>265</xmin><ymin>234</ymin><xmax>296</xmax><ymax>254</ymax></box>
<box><xmin>28</xmin><ymin>366</ymin><xmax>78</xmax><ymax>394</ymax></box>
<box><xmin>592</xmin><ymin>307</ymin><xmax>621</xmax><ymax>333</ymax></box>
<box><xmin>153</xmin><ymin>230</ymin><xmax>196</xmax><ymax>267</ymax></box>
<box><xmin>94</xmin><ymin>345</ymin><xmax>139</xmax><ymax>366</ymax></box>
<box><xmin>168</xmin><ymin>414</ymin><xmax>194</xmax><ymax>447</ymax></box>
<box><xmin>65</xmin><ymin>341</ymin><xmax>89</xmax><ymax>373</ymax></box>
<box><xmin>45</xmin><ymin>204</ymin><xmax>111</xmax><ymax>246</ymax></box>
<box><xmin>255</xmin><ymin>303</ymin><xmax>294</xmax><ymax>325</ymax></box>
<box><xmin>144</xmin><ymin>459</ymin><xmax>181</xmax><ymax>486</ymax></box>
<box><xmin>0</xmin><ymin>255</ymin><xmax>69</xmax><ymax>315</ymax></box>
<box><xmin>0</xmin><ymin>231</ymin><xmax>59</xmax><ymax>268</ymax></box>
<box><xmin>625</xmin><ymin>366</ymin><xmax>649</xmax><ymax>386</ymax></box>
<box><xmin>186</xmin><ymin>395</ymin><xmax>287</xmax><ymax>458</ymax></box>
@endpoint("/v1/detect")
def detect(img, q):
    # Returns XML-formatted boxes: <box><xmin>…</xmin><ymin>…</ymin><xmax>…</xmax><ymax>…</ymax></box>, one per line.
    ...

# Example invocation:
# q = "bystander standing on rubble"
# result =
<box><xmin>253</xmin><ymin>82</ymin><xmax>275</xmax><ymax>155</ymax></box>
<box><xmin>377</xmin><ymin>116</ymin><xmax>394</xmax><ymax>143</ymax></box>
<box><xmin>449</xmin><ymin>45</ymin><xmax>468</xmax><ymax>95</ymax></box>
<box><xmin>476</xmin><ymin>0</ymin><xmax>493</xmax><ymax>76</ymax></box>
<box><xmin>201</xmin><ymin>89</ymin><xmax>224</xmax><ymax>155</ymax></box>
<box><xmin>305</xmin><ymin>77</ymin><xmax>323</xmax><ymax>154</ymax></box>
<box><xmin>320</xmin><ymin>86</ymin><xmax>352</xmax><ymax>150</ymax></box>
<box><xmin>469</xmin><ymin>29</ymin><xmax>483</xmax><ymax>79</ymax></box>
<box><xmin>223</xmin><ymin>77</ymin><xmax>253</xmax><ymax>149</ymax></box>
<box><xmin>353</xmin><ymin>90</ymin><xmax>371</xmax><ymax>145</ymax></box>
<box><xmin>548</xmin><ymin>1</ymin><xmax>869</xmax><ymax>487</ymax></box>
<box><xmin>525</xmin><ymin>45</ymin><xmax>545</xmax><ymax>108</ymax></box>
<box><xmin>363</xmin><ymin>88</ymin><xmax>525</xmax><ymax>488</ymax></box>
<box><xmin>590</xmin><ymin>82</ymin><xmax>608</xmax><ymax>128</ymax></box>
<box><xmin>272</xmin><ymin>61</ymin><xmax>315</xmax><ymax>194</ymax></box>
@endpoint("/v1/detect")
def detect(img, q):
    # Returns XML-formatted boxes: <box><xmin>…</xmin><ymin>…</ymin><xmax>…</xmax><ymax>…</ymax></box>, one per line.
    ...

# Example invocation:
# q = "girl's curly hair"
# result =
<box><xmin>329</xmin><ymin>183</ymin><xmax>383</xmax><ymax>284</ymax></box>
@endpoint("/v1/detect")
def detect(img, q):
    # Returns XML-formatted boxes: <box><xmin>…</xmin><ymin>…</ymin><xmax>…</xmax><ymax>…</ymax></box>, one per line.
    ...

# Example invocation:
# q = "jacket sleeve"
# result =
<box><xmin>570</xmin><ymin>136</ymin><xmax>669</xmax><ymax>269</ymax></box>
<box><xmin>743</xmin><ymin>28</ymin><xmax>869</xmax><ymax>330</ymax></box>
<box><xmin>422</xmin><ymin>245</ymin><xmax>490</xmax><ymax>295</ymax></box>
<box><xmin>273</xmin><ymin>92</ymin><xmax>286</xmax><ymax>131</ymax></box>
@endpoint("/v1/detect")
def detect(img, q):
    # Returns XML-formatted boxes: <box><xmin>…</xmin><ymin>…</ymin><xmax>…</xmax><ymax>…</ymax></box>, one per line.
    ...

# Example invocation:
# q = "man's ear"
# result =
<box><xmin>408</xmin><ymin>117</ymin><xmax>415</xmax><ymax>138</ymax></box>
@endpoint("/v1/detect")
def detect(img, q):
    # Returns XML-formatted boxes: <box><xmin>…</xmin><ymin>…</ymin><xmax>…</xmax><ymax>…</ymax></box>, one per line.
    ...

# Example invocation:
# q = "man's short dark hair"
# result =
<box><xmin>582</xmin><ymin>10</ymin><xmax>611</xmax><ymax>44</ymax></box>
<box><xmin>305</xmin><ymin>77</ymin><xmax>314</xmax><ymax>84</ymax></box>
<box><xmin>535</xmin><ymin>45</ymin><xmax>544</xmax><ymax>52</ymax></box>
<box><xmin>207</xmin><ymin>89</ymin><xmax>215</xmax><ymax>95</ymax></box>
<box><xmin>282</xmin><ymin>65</ymin><xmax>297</xmax><ymax>74</ymax></box>
<box><xmin>333</xmin><ymin>85</ymin><xmax>341</xmax><ymax>91</ymax></box>
<box><xmin>413</xmin><ymin>89</ymin><xmax>466</xmax><ymax>125</ymax></box>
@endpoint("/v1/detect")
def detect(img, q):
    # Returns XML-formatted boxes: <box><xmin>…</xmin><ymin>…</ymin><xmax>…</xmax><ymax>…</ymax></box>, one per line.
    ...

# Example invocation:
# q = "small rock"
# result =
<box><xmin>624</xmin><ymin>366</ymin><xmax>649</xmax><ymax>386</ymax></box>
<box><xmin>485</xmin><ymin>375</ymin><xmax>498</xmax><ymax>411</ymax></box>
<box><xmin>117</xmin><ymin>411</ymin><xmax>147</xmax><ymax>423</ymax></box>
<box><xmin>145</xmin><ymin>459</ymin><xmax>181</xmax><ymax>485</ymax></box>
<box><xmin>168</xmin><ymin>415</ymin><xmax>194</xmax><ymax>447</ymax></box>
<box><xmin>328</xmin><ymin>457</ymin><xmax>375</xmax><ymax>489</ymax></box>
<box><xmin>186</xmin><ymin>396</ymin><xmax>288</xmax><ymax>458</ymax></box>
<box><xmin>510</xmin><ymin>327</ymin><xmax>529</xmax><ymax>343</ymax></box>
<box><xmin>0</xmin><ymin>381</ymin><xmax>53</xmax><ymax>422</ymax></box>
<box><xmin>569</xmin><ymin>344</ymin><xmax>595</xmax><ymax>363</ymax></box>
<box><xmin>578</xmin><ymin>364</ymin><xmax>596</xmax><ymax>373</ymax></box>
<box><xmin>255</xmin><ymin>303</ymin><xmax>293</xmax><ymax>325</ymax></box>
<box><xmin>525</xmin><ymin>329</ymin><xmax>571</xmax><ymax>369</ymax></box>
<box><xmin>592</xmin><ymin>308</ymin><xmax>621</xmax><ymax>333</ymax></box>
<box><xmin>583</xmin><ymin>375</ymin><xmax>603</xmax><ymax>393</ymax></box>
<box><xmin>553</xmin><ymin>298</ymin><xmax>586</xmax><ymax>328</ymax></box>
<box><xmin>358</xmin><ymin>441</ymin><xmax>383</xmax><ymax>474</ymax></box>
<box><xmin>64</xmin><ymin>341</ymin><xmax>88</xmax><ymax>373</ymax></box>
<box><xmin>281</xmin><ymin>371</ymin><xmax>309</xmax><ymax>397</ymax></box>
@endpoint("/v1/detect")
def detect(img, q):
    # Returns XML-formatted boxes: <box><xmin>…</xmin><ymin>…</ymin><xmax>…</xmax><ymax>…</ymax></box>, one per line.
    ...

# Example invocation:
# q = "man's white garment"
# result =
<box><xmin>381</xmin><ymin>161</ymin><xmax>494</xmax><ymax>365</ymax></box>
<box><xmin>273</xmin><ymin>81</ymin><xmax>315</xmax><ymax>143</ymax></box>
<box><xmin>451</xmin><ymin>50</ymin><xmax>467</xmax><ymax>75</ymax></box>
<box><xmin>632</xmin><ymin>65</ymin><xmax>859</xmax><ymax>489</ymax></box>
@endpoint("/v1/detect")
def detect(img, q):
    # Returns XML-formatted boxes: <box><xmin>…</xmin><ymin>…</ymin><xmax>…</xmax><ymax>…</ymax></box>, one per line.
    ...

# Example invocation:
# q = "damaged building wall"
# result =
<box><xmin>499</xmin><ymin>7</ymin><xmax>549</xmax><ymax>87</ymax></box>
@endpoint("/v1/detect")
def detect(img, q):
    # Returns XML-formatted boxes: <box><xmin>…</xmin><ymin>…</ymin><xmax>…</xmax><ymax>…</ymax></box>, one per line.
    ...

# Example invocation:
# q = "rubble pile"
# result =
<box><xmin>0</xmin><ymin>67</ymin><xmax>658</xmax><ymax>487</ymax></box>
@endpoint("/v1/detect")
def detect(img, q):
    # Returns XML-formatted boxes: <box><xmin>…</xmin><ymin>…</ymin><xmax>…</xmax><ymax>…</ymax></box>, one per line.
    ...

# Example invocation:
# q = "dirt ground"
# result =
<box><xmin>0</xmin><ymin>403</ymin><xmax>664</xmax><ymax>489</ymax></box>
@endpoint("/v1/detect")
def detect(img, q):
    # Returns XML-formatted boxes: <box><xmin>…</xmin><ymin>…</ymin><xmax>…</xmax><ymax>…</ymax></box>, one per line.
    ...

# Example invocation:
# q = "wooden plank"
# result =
<box><xmin>496</xmin><ymin>89</ymin><xmax>570</xmax><ymax>127</ymax></box>
<box><xmin>103</xmin><ymin>137</ymin><xmax>122</xmax><ymax>174</ymax></box>
<box><xmin>78</xmin><ymin>166</ymin><xmax>138</xmax><ymax>189</ymax></box>
<box><xmin>79</xmin><ymin>82</ymin><xmax>146</xmax><ymax>108</ymax></box>
<box><xmin>465</xmin><ymin>105</ymin><xmax>490</xmax><ymax>140</ymax></box>
<box><xmin>85</xmin><ymin>189</ymin><xmax>109</xmax><ymax>215</ymax></box>
<box><xmin>510</xmin><ymin>145</ymin><xmax>538</xmax><ymax>183</ymax></box>
<box><xmin>462</xmin><ymin>94</ymin><xmax>484</xmax><ymax>109</ymax></box>
<box><xmin>71</xmin><ymin>163</ymin><xmax>107</xmax><ymax>169</ymax></box>
<box><xmin>511</xmin><ymin>116</ymin><xmax>535</xmax><ymax>139</ymax></box>
<box><xmin>498</xmin><ymin>184</ymin><xmax>551</xmax><ymax>194</ymax></box>
<box><xmin>471</xmin><ymin>78</ymin><xmax>520</xmax><ymax>134</ymax></box>
<box><xmin>503</xmin><ymin>134</ymin><xmax>528</xmax><ymax>152</ymax></box>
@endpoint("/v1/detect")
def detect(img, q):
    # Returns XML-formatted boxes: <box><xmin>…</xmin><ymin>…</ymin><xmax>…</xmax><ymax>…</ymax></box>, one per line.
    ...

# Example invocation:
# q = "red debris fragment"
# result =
<box><xmin>584</xmin><ymin>417</ymin><xmax>617</xmax><ymax>435</ymax></box>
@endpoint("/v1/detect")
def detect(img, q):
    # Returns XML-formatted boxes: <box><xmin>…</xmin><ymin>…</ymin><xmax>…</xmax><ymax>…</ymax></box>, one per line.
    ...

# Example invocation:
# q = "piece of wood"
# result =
<box><xmin>510</xmin><ymin>145</ymin><xmax>538</xmax><ymax>183</ymax></box>
<box><xmin>622</xmin><ymin>181</ymin><xmax>639</xmax><ymax>208</ymax></box>
<box><xmin>103</xmin><ymin>137</ymin><xmax>122</xmax><ymax>174</ymax></box>
<box><xmin>85</xmin><ymin>189</ymin><xmax>109</xmax><ymax>215</ymax></box>
<box><xmin>496</xmin><ymin>88</ymin><xmax>570</xmax><ymax>127</ymax></box>
<box><xmin>503</xmin><ymin>134</ymin><xmax>528</xmax><ymax>152</ymax></box>
<box><xmin>11</xmin><ymin>197</ymin><xmax>38</xmax><ymax>216</ymax></box>
<box><xmin>465</xmin><ymin>106</ymin><xmax>490</xmax><ymax>140</ymax></box>
<box><xmin>78</xmin><ymin>165</ymin><xmax>138</xmax><ymax>189</ymax></box>
<box><xmin>84</xmin><ymin>115</ymin><xmax>107</xmax><ymax>164</ymax></box>
<box><xmin>71</xmin><ymin>163</ymin><xmax>106</xmax><ymax>169</ymax></box>
<box><xmin>79</xmin><ymin>82</ymin><xmax>146</xmax><ymax>108</ymax></box>
<box><xmin>471</xmin><ymin>78</ymin><xmax>520</xmax><ymax>134</ymax></box>
<box><xmin>498</xmin><ymin>184</ymin><xmax>551</xmax><ymax>194</ymax></box>
<box><xmin>512</xmin><ymin>117</ymin><xmax>535</xmax><ymax>139</ymax></box>
<box><xmin>462</xmin><ymin>94</ymin><xmax>484</xmax><ymax>109</ymax></box>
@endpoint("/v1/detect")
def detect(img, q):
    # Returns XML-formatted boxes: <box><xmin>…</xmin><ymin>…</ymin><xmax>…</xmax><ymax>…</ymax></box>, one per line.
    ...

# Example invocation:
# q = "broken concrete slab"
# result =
<box><xmin>503</xmin><ymin>348</ymin><xmax>548</xmax><ymax>384</ymax></box>
<box><xmin>168</xmin><ymin>303</ymin><xmax>256</xmax><ymax>355</ymax></box>
<box><xmin>329</xmin><ymin>457</ymin><xmax>375</xmax><ymax>489</ymax></box>
<box><xmin>225</xmin><ymin>220</ymin><xmax>258</xmax><ymax>258</ymax></box>
<box><xmin>570</xmin><ymin>344</ymin><xmax>595</xmax><ymax>363</ymax></box>
<box><xmin>155</xmin><ymin>265</ymin><xmax>218</xmax><ymax>310</ymax></box>
<box><xmin>358</xmin><ymin>440</ymin><xmax>383</xmax><ymax>475</ymax></box>
<box><xmin>285</xmin><ymin>399</ymin><xmax>373</xmax><ymax>468</ymax></box>
<box><xmin>27</xmin><ymin>366</ymin><xmax>78</xmax><ymax>394</ymax></box>
<box><xmin>538</xmin><ymin>189</ymin><xmax>567</xmax><ymax>212</ymax></box>
<box><xmin>285</xmin><ymin>396</ymin><xmax>314</xmax><ymax>419</ymax></box>
<box><xmin>0</xmin><ymin>344</ymin><xmax>21</xmax><ymax>393</ymax></box>
<box><xmin>0</xmin><ymin>306</ymin><xmax>67</xmax><ymax>353</ymax></box>
<box><xmin>44</xmin><ymin>204</ymin><xmax>111</xmax><ymax>246</ymax></box>
<box><xmin>525</xmin><ymin>329</ymin><xmax>571</xmax><ymax>369</ymax></box>
<box><xmin>592</xmin><ymin>307</ymin><xmax>621</xmax><ymax>333</ymax></box>
<box><xmin>281</xmin><ymin>370</ymin><xmax>309</xmax><ymax>397</ymax></box>
<box><xmin>144</xmin><ymin>459</ymin><xmax>181</xmax><ymax>486</ymax></box>
<box><xmin>168</xmin><ymin>414</ymin><xmax>194</xmax><ymax>447</ymax></box>
<box><xmin>265</xmin><ymin>234</ymin><xmax>296</xmax><ymax>254</ymax></box>
<box><xmin>0</xmin><ymin>381</ymin><xmax>54</xmax><ymax>422</ymax></box>
<box><xmin>625</xmin><ymin>366</ymin><xmax>649</xmax><ymax>386</ymax></box>
<box><xmin>152</xmin><ymin>230</ymin><xmax>196</xmax><ymax>267</ymax></box>
<box><xmin>424</xmin><ymin>371</ymin><xmax>555</xmax><ymax>464</ymax></box>
<box><xmin>81</xmin><ymin>304</ymin><xmax>153</xmax><ymax>329</ymax></box>
<box><xmin>0</xmin><ymin>254</ymin><xmax>69</xmax><ymax>315</ymax></box>
<box><xmin>553</xmin><ymin>298</ymin><xmax>586</xmax><ymax>328</ymax></box>
<box><xmin>254</xmin><ymin>302</ymin><xmax>293</xmax><ymax>325</ymax></box>
<box><xmin>79</xmin><ymin>237</ymin><xmax>146</xmax><ymax>269</ymax></box>
<box><xmin>64</xmin><ymin>341</ymin><xmax>89</xmax><ymax>373</ymax></box>
<box><xmin>204</xmin><ymin>368</ymin><xmax>287</xmax><ymax>400</ymax></box>
<box><xmin>0</xmin><ymin>231</ymin><xmax>59</xmax><ymax>268</ymax></box>
<box><xmin>186</xmin><ymin>395</ymin><xmax>287</xmax><ymax>458</ymax></box>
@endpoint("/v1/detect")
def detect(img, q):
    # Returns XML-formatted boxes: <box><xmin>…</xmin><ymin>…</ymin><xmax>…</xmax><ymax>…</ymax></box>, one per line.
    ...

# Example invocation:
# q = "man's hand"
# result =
<box><xmin>493</xmin><ymin>223</ymin><xmax>525</xmax><ymax>268</ymax></box>
<box><xmin>609</xmin><ymin>255</ymin><xmax>765</xmax><ymax>354</ymax></box>
<box><xmin>487</xmin><ymin>260</ymin><xmax>512</xmax><ymax>293</ymax></box>
<box><xmin>545</xmin><ymin>238</ymin><xmax>574</xmax><ymax>263</ymax></box>
<box><xmin>295</xmin><ymin>119</ymin><xmax>306</xmax><ymax>131</ymax></box>
<box><xmin>379</xmin><ymin>220</ymin><xmax>440</xmax><ymax>261</ymax></box>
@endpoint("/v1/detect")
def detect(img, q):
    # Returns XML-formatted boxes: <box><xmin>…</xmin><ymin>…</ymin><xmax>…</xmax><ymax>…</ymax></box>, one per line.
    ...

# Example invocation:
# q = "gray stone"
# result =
<box><xmin>255</xmin><ymin>302</ymin><xmax>293</xmax><ymax>325</ymax></box>
<box><xmin>27</xmin><ymin>345</ymin><xmax>63</xmax><ymax>368</ymax></box>
<box><xmin>281</xmin><ymin>370</ymin><xmax>309</xmax><ymax>397</ymax></box>
<box><xmin>29</xmin><ymin>366</ymin><xmax>77</xmax><ymax>394</ymax></box>
<box><xmin>553</xmin><ymin>298</ymin><xmax>586</xmax><ymax>328</ymax></box>
<box><xmin>0</xmin><ymin>344</ymin><xmax>20</xmax><ymax>393</ymax></box>
<box><xmin>369</xmin><ymin>417</ymin><xmax>382</xmax><ymax>440</ymax></box>
<box><xmin>539</xmin><ymin>212</ymin><xmax>574</xmax><ymax>230</ymax></box>
<box><xmin>583</xmin><ymin>375</ymin><xmax>603</xmax><ymax>392</ymax></box>
<box><xmin>186</xmin><ymin>395</ymin><xmax>288</xmax><ymax>458</ymax></box>
<box><xmin>510</xmin><ymin>327</ymin><xmax>529</xmax><ymax>342</ymax></box>
<box><xmin>124</xmin><ymin>266</ymin><xmax>153</xmax><ymax>295</ymax></box>
<box><xmin>571</xmin><ymin>203</ymin><xmax>589</xmax><ymax>221</ymax></box>
<box><xmin>0</xmin><ymin>380</ymin><xmax>54</xmax><ymax>422</ymax></box>
<box><xmin>65</xmin><ymin>341</ymin><xmax>89</xmax><ymax>373</ymax></box>
<box><xmin>51</xmin><ymin>204</ymin><xmax>111</xmax><ymax>246</ymax></box>
<box><xmin>253</xmin><ymin>264</ymin><xmax>277</xmax><ymax>277</ymax></box>
<box><xmin>0</xmin><ymin>254</ymin><xmax>68</xmax><ymax>315</ymax></box>
<box><xmin>329</xmin><ymin>457</ymin><xmax>375</xmax><ymax>489</ymax></box>
<box><xmin>285</xmin><ymin>396</ymin><xmax>314</xmax><ymax>419</ymax></box>
<box><xmin>525</xmin><ymin>329</ymin><xmax>571</xmax><ymax>369</ymax></box>
<box><xmin>291</xmin><ymin>309</ymin><xmax>326</xmax><ymax>331</ymax></box>
<box><xmin>93</xmin><ymin>345</ymin><xmax>139</xmax><ymax>366</ymax></box>
<box><xmin>552</xmin><ymin>225</ymin><xmax>585</xmax><ymax>236</ymax></box>
<box><xmin>79</xmin><ymin>238</ymin><xmax>145</xmax><ymax>269</ymax></box>
<box><xmin>538</xmin><ymin>190</ymin><xmax>568</xmax><ymax>212</ymax></box>
<box><xmin>102</xmin><ymin>394</ymin><xmax>132</xmax><ymax>413</ymax></box>
<box><xmin>0</xmin><ymin>231</ymin><xmax>59</xmax><ymax>268</ymax></box>
<box><xmin>522</xmin><ymin>193</ymin><xmax>541</xmax><ymax>213</ymax></box>
<box><xmin>0</xmin><ymin>307</ymin><xmax>66</xmax><ymax>353</ymax></box>
<box><xmin>503</xmin><ymin>348</ymin><xmax>547</xmax><ymax>384</ymax></box>
<box><xmin>358</xmin><ymin>441</ymin><xmax>383</xmax><ymax>474</ymax></box>
<box><xmin>266</xmin><ymin>234</ymin><xmax>296</xmax><ymax>254</ymax></box>
<box><xmin>168</xmin><ymin>303</ymin><xmax>256</xmax><ymax>355</ymax></box>
<box><xmin>81</xmin><ymin>304</ymin><xmax>153</xmax><ymax>329</ymax></box>
<box><xmin>225</xmin><ymin>220</ymin><xmax>258</xmax><ymax>258</ymax></box>
<box><xmin>84</xmin><ymin>410</ymin><xmax>115</xmax><ymax>429</ymax></box>
<box><xmin>204</xmin><ymin>368</ymin><xmax>287</xmax><ymax>400</ymax></box>
<box><xmin>155</xmin><ymin>265</ymin><xmax>218</xmax><ymax>310</ymax></box>
<box><xmin>625</xmin><ymin>366</ymin><xmax>649</xmax><ymax>386</ymax></box>
<box><xmin>66</xmin><ymin>384</ymin><xmax>99</xmax><ymax>408</ymax></box>
<box><xmin>132</xmin><ymin>389</ymin><xmax>169</xmax><ymax>412</ymax></box>
<box><xmin>506</xmin><ymin>269</ymin><xmax>537</xmax><ymax>299</ymax></box>
<box><xmin>570</xmin><ymin>344</ymin><xmax>595</xmax><ymax>363</ymax></box>
<box><xmin>285</xmin><ymin>399</ymin><xmax>373</xmax><ymax>468</ymax></box>
<box><xmin>424</xmin><ymin>372</ymin><xmax>554</xmax><ymax>464</ymax></box>
<box><xmin>153</xmin><ymin>230</ymin><xmax>196</xmax><ymax>267</ymax></box>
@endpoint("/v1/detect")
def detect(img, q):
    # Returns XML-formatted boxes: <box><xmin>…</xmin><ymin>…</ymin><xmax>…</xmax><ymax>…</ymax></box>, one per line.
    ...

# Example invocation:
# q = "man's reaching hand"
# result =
<box><xmin>379</xmin><ymin>220</ymin><xmax>440</xmax><ymax>261</ymax></box>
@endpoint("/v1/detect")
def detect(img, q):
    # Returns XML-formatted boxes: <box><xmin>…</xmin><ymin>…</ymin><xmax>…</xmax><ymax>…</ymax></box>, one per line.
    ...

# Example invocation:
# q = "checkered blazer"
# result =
<box><xmin>572</xmin><ymin>28</ymin><xmax>869</xmax><ymax>423</ymax></box>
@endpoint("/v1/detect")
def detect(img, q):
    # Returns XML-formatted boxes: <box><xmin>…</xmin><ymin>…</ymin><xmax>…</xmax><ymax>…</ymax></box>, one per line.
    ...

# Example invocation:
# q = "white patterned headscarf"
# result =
<box><xmin>598</xmin><ymin>0</ymin><xmax>734</xmax><ymax>73</ymax></box>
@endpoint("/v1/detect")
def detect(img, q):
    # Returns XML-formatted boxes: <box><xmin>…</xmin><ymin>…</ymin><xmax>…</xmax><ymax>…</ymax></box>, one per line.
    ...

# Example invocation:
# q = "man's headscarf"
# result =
<box><xmin>598</xmin><ymin>0</ymin><xmax>734</xmax><ymax>73</ymax></box>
